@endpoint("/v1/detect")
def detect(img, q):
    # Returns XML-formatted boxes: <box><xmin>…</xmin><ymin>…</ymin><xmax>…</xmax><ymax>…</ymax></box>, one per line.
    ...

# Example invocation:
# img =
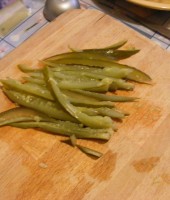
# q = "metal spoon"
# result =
<box><xmin>43</xmin><ymin>0</ymin><xmax>80</xmax><ymax>21</ymax></box>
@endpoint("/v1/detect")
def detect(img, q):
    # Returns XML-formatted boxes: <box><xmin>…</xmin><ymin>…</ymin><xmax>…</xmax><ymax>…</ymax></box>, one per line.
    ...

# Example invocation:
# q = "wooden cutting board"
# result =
<box><xmin>0</xmin><ymin>9</ymin><xmax>170</xmax><ymax>200</ymax></box>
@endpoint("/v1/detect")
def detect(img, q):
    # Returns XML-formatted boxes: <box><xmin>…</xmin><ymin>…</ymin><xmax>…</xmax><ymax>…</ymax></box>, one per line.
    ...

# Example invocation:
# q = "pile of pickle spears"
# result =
<box><xmin>0</xmin><ymin>40</ymin><xmax>151</xmax><ymax>158</ymax></box>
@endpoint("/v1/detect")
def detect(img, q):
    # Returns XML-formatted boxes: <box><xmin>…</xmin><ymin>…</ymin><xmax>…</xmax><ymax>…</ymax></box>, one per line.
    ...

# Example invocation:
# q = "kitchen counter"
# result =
<box><xmin>0</xmin><ymin>0</ymin><xmax>170</xmax><ymax>59</ymax></box>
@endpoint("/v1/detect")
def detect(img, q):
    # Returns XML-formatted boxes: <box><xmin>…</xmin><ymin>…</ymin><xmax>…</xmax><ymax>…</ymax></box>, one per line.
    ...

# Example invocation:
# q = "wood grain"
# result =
<box><xmin>0</xmin><ymin>9</ymin><xmax>170</xmax><ymax>200</ymax></box>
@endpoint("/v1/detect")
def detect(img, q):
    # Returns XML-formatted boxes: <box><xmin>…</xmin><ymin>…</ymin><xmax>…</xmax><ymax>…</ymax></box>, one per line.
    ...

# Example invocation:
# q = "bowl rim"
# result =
<box><xmin>127</xmin><ymin>0</ymin><xmax>170</xmax><ymax>10</ymax></box>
